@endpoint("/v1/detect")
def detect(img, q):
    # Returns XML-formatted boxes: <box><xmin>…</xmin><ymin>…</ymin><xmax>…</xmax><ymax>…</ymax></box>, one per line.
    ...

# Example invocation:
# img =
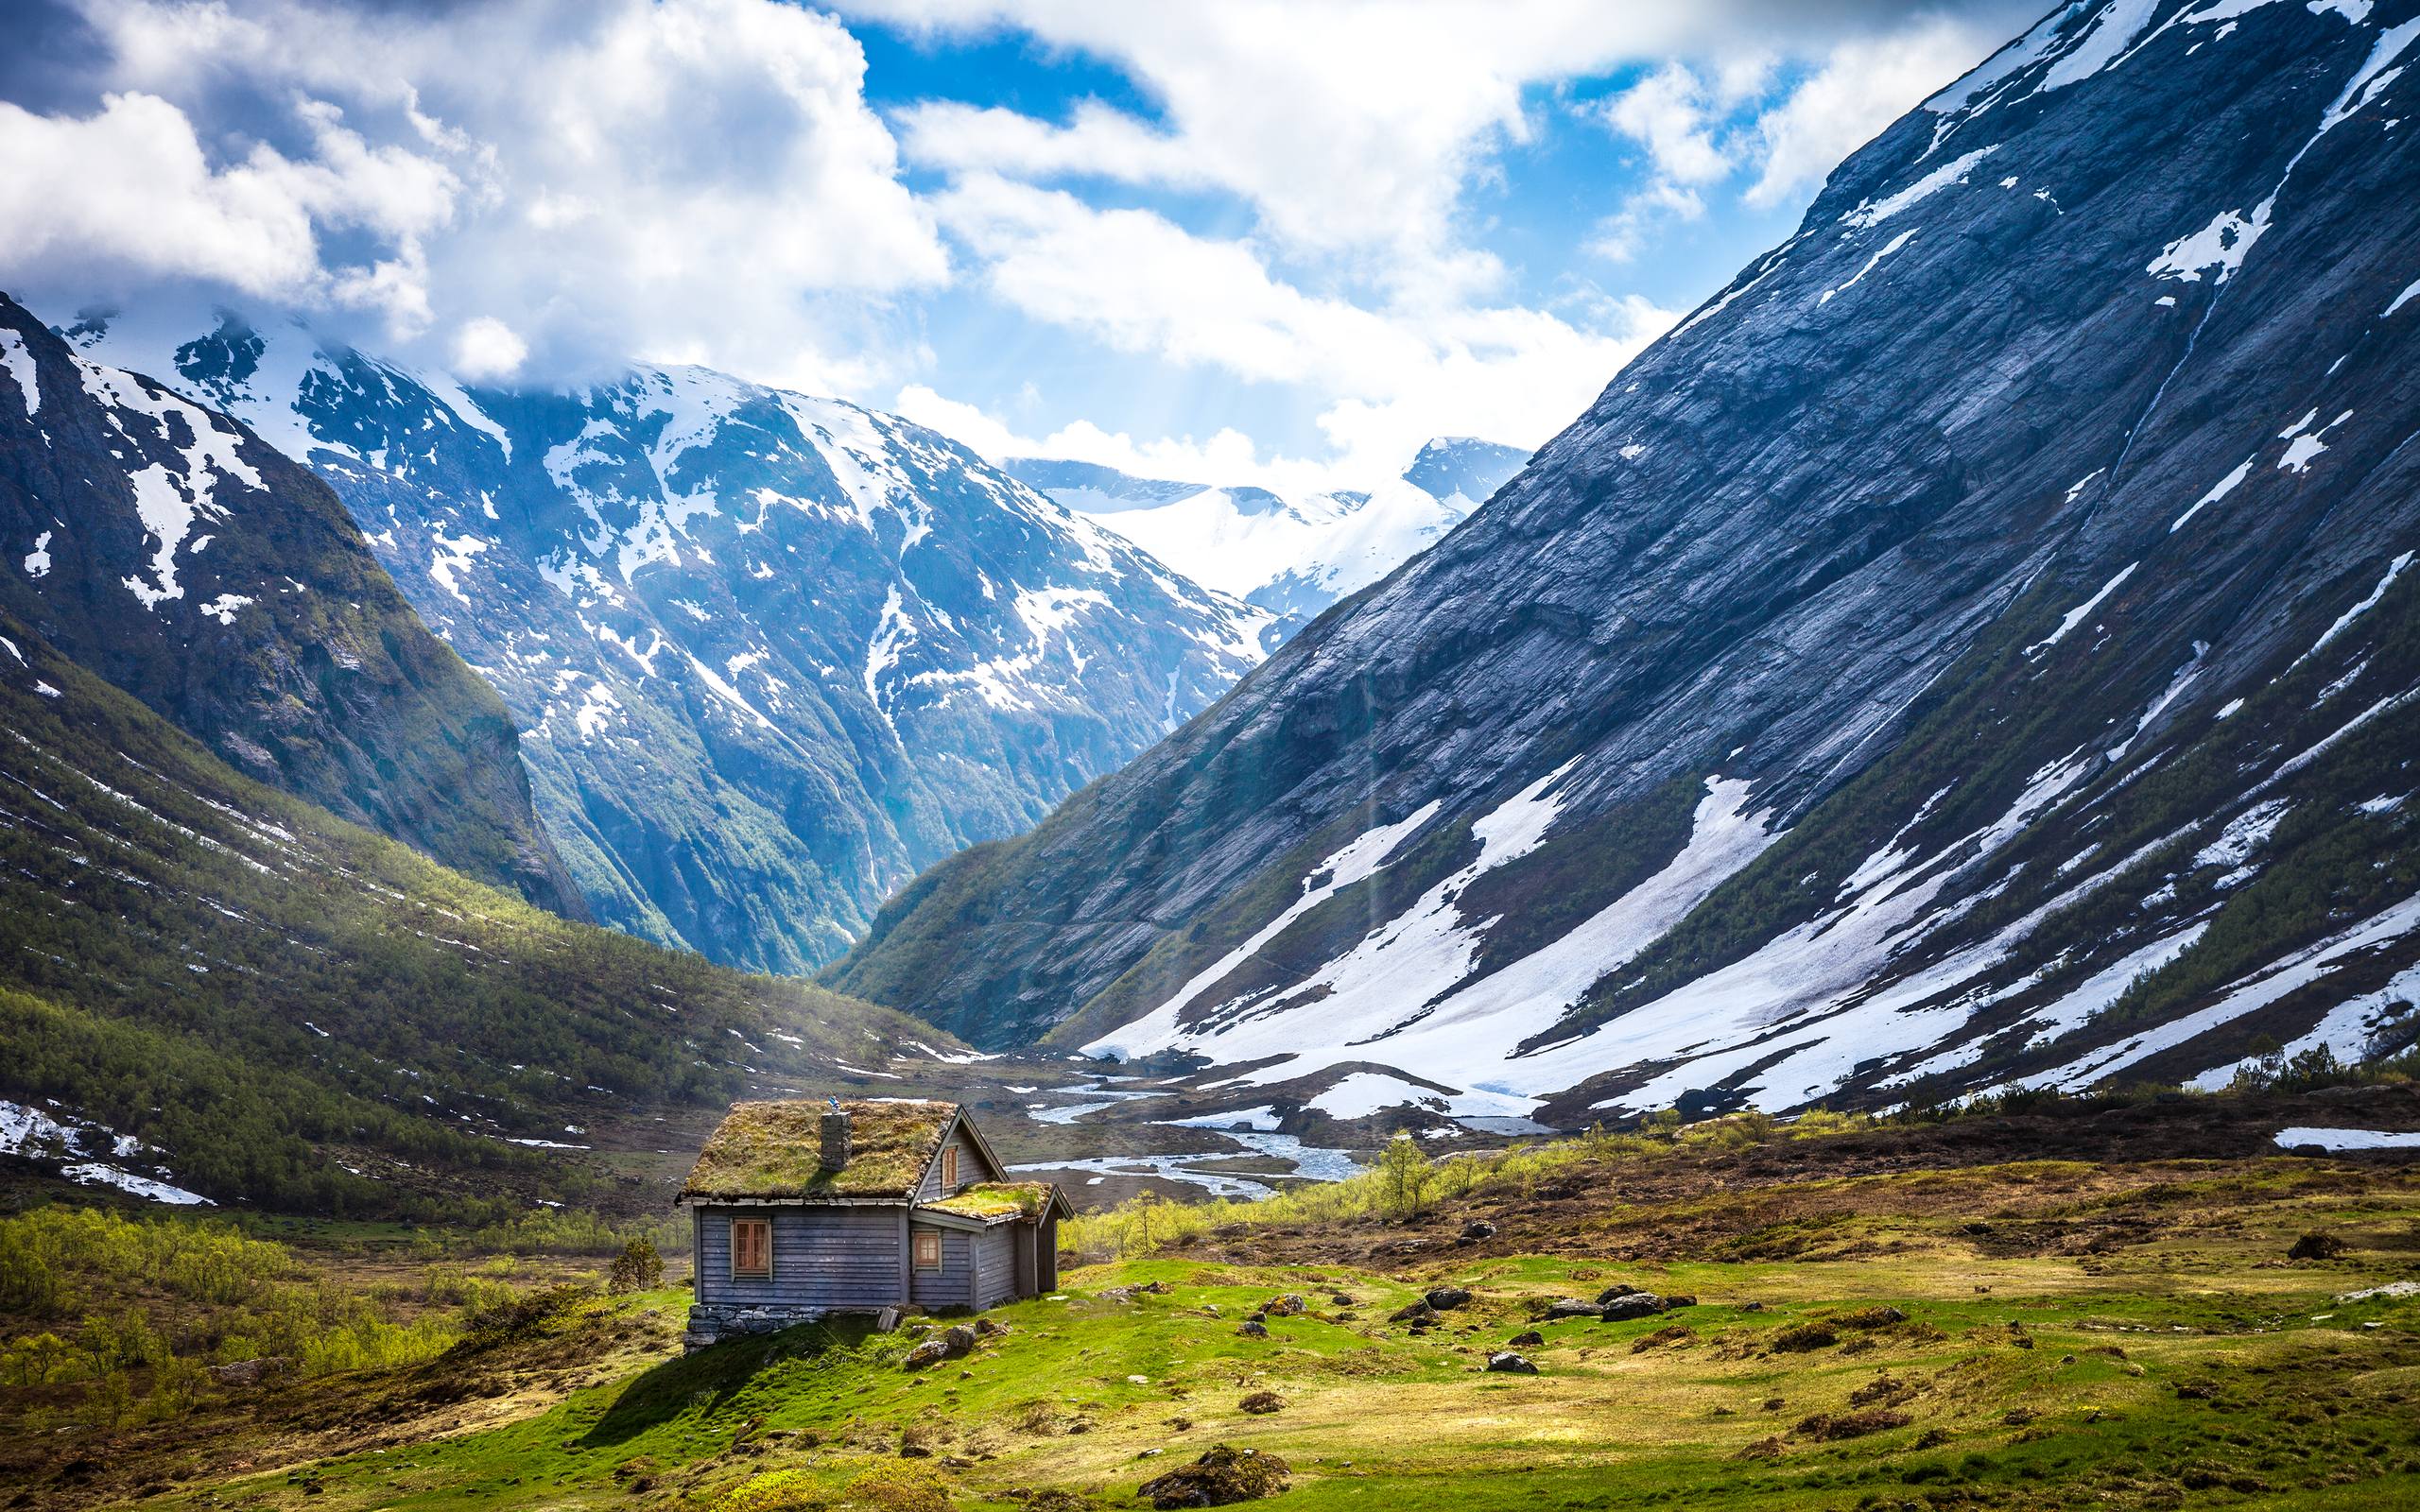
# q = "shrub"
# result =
<box><xmin>843</xmin><ymin>1460</ymin><xmax>954</xmax><ymax>1512</ymax></box>
<box><xmin>1770</xmin><ymin>1323</ymin><xmax>1839</xmax><ymax>1352</ymax></box>
<box><xmin>712</xmin><ymin>1469</ymin><xmax>829</xmax><ymax>1512</ymax></box>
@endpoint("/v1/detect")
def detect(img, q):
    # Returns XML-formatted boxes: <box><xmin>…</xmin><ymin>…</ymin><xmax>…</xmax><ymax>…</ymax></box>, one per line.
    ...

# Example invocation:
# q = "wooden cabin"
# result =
<box><xmin>675</xmin><ymin>1098</ymin><xmax>1071</xmax><ymax>1346</ymax></box>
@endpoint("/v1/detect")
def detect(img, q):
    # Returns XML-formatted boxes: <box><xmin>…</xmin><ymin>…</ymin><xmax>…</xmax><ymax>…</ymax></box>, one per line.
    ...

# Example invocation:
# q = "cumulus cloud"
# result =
<box><xmin>1</xmin><ymin>0</ymin><xmax>948</xmax><ymax>387</ymax></box>
<box><xmin>450</xmin><ymin>316</ymin><xmax>528</xmax><ymax>380</ymax></box>
<box><xmin>900</xmin><ymin>176</ymin><xmax>1676</xmax><ymax>494</ymax></box>
<box><xmin>861</xmin><ymin>0</ymin><xmax>2033</xmax><ymax>482</ymax></box>
<box><xmin>1743</xmin><ymin>15</ymin><xmax>2014</xmax><ymax>208</ymax></box>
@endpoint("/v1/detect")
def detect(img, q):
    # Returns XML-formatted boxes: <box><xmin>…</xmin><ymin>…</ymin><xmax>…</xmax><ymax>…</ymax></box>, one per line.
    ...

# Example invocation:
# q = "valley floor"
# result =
<box><xmin>8</xmin><ymin>1095</ymin><xmax>2419</xmax><ymax>1512</ymax></box>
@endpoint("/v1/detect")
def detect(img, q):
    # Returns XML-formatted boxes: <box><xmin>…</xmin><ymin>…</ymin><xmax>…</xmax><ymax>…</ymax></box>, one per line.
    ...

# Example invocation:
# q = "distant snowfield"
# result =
<box><xmin>2273</xmin><ymin>1126</ymin><xmax>2420</xmax><ymax>1151</ymax></box>
<box><xmin>1</xmin><ymin>1098</ymin><xmax>212</xmax><ymax>1205</ymax></box>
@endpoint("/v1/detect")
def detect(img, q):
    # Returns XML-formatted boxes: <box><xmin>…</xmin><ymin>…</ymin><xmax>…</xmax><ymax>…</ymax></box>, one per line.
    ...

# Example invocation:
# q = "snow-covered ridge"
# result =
<box><xmin>1004</xmin><ymin>437</ymin><xmax>1530</xmax><ymax>632</ymax></box>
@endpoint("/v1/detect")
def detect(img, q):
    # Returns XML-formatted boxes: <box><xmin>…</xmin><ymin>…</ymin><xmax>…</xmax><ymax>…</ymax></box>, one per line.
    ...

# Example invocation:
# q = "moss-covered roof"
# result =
<box><xmin>923</xmin><ymin>1181</ymin><xmax>1056</xmax><ymax>1222</ymax></box>
<box><xmin>680</xmin><ymin>1099</ymin><xmax>956</xmax><ymax>1201</ymax></box>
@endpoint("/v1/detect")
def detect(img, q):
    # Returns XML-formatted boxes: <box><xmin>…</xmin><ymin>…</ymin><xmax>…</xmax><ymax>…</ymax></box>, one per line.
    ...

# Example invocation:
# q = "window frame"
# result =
<box><xmin>941</xmin><ymin>1145</ymin><xmax>959</xmax><ymax>1189</ymax></box>
<box><xmin>730</xmin><ymin>1216</ymin><xmax>772</xmax><ymax>1280</ymax></box>
<box><xmin>912</xmin><ymin>1228</ymin><xmax>942</xmax><ymax>1271</ymax></box>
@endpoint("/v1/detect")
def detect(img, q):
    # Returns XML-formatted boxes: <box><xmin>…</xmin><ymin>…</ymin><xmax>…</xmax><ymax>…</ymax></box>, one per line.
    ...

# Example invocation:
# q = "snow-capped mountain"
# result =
<box><xmin>60</xmin><ymin>307</ymin><xmax>1270</xmax><ymax>972</ymax></box>
<box><xmin>836</xmin><ymin>0</ymin><xmax>2420</xmax><ymax>1129</ymax></box>
<box><xmin>0</xmin><ymin>294</ymin><xmax>580</xmax><ymax>913</ymax></box>
<box><xmin>1004</xmin><ymin>437</ymin><xmax>1529</xmax><ymax>634</ymax></box>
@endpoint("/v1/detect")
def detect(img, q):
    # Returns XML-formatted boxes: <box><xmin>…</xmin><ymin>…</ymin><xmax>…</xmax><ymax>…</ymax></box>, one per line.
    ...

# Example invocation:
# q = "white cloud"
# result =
<box><xmin>4</xmin><ymin>0</ymin><xmax>949</xmax><ymax>387</ymax></box>
<box><xmin>1744</xmin><ymin>17</ymin><xmax>2010</xmax><ymax>209</ymax></box>
<box><xmin>451</xmin><ymin>317</ymin><xmax>529</xmax><ymax>380</ymax></box>
<box><xmin>1600</xmin><ymin>65</ymin><xmax>1737</xmax><ymax>186</ymax></box>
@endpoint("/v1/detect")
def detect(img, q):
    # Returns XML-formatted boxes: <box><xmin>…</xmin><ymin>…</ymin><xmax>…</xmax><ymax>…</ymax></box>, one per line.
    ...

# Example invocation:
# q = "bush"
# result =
<box><xmin>712</xmin><ymin>1469</ymin><xmax>830</xmax><ymax>1512</ymax></box>
<box><xmin>843</xmin><ymin>1460</ymin><xmax>954</xmax><ymax>1512</ymax></box>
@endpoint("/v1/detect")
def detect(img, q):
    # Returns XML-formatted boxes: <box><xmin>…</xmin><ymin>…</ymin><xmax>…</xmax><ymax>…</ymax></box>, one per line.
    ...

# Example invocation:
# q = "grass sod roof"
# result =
<box><xmin>921</xmin><ymin>1181</ymin><xmax>1064</xmax><ymax>1223</ymax></box>
<box><xmin>680</xmin><ymin>1099</ymin><xmax>957</xmax><ymax>1201</ymax></box>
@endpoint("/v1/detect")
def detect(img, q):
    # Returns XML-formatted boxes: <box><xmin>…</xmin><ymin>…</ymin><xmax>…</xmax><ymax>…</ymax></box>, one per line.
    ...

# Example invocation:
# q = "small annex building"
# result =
<box><xmin>676</xmin><ymin>1098</ymin><xmax>1072</xmax><ymax>1346</ymax></box>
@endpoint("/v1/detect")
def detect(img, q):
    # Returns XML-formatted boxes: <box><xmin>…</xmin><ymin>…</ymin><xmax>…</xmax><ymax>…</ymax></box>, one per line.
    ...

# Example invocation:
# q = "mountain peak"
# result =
<box><xmin>1400</xmin><ymin>436</ymin><xmax>1530</xmax><ymax>505</ymax></box>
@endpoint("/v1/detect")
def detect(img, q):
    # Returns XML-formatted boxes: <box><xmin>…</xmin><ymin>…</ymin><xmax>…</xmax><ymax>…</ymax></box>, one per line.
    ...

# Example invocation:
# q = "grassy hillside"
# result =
<box><xmin>0</xmin><ymin>608</ymin><xmax>971</xmax><ymax>1221</ymax></box>
<box><xmin>9</xmin><ymin>1091</ymin><xmax>2411</xmax><ymax>1511</ymax></box>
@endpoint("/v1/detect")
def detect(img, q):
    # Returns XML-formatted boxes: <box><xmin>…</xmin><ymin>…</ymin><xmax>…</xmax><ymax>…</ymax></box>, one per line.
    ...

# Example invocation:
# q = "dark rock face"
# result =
<box><xmin>67</xmin><ymin>314</ymin><xmax>1269</xmax><ymax>973</ymax></box>
<box><xmin>836</xmin><ymin>1</ymin><xmax>2420</xmax><ymax>1120</ymax></box>
<box><xmin>0</xmin><ymin>296</ymin><xmax>579</xmax><ymax>912</ymax></box>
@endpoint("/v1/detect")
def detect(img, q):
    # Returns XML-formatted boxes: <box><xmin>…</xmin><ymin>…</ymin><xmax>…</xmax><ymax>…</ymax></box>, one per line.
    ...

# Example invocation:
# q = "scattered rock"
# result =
<box><xmin>975</xmin><ymin>1317</ymin><xmax>1009</xmax><ymax>1336</ymax></box>
<box><xmin>1485</xmin><ymin>1352</ymin><xmax>1538</xmax><ymax>1374</ymax></box>
<box><xmin>1595</xmin><ymin>1284</ymin><xmax>1643</xmax><ymax>1304</ymax></box>
<box><xmin>1138</xmin><ymin>1445</ymin><xmax>1291</xmax><ymax>1508</ymax></box>
<box><xmin>1508</xmin><ymin>1330</ymin><xmax>1545</xmax><ymax>1347</ymax></box>
<box><xmin>1329</xmin><ymin>1293</ymin><xmax>1356</xmax><ymax>1307</ymax></box>
<box><xmin>1389</xmin><ymin>1301</ymin><xmax>1440</xmax><ymax>1324</ymax></box>
<box><xmin>1741</xmin><ymin>1301</ymin><xmax>1766</xmax><ymax>1313</ymax></box>
<box><xmin>205</xmin><ymin>1357</ymin><xmax>291</xmax><ymax>1388</ymax></box>
<box><xmin>1260</xmin><ymin>1294</ymin><xmax>1307</xmax><ymax>1317</ymax></box>
<box><xmin>1542</xmin><ymin>1297</ymin><xmax>1604</xmax><ymax>1321</ymax></box>
<box><xmin>1661</xmin><ymin>1294</ymin><xmax>1697</xmax><ymax>1309</ymax></box>
<box><xmin>1425</xmin><ymin>1286</ymin><xmax>1474</xmax><ymax>1311</ymax></box>
<box><xmin>1236</xmin><ymin>1320</ymin><xmax>1269</xmax><ymax>1339</ymax></box>
<box><xmin>1601</xmin><ymin>1293</ymin><xmax>1664</xmax><ymax>1322</ymax></box>
<box><xmin>902</xmin><ymin>1339</ymin><xmax>952</xmax><ymax>1369</ymax></box>
<box><xmin>1457</xmin><ymin>1220</ymin><xmax>1496</xmax><ymax>1246</ymax></box>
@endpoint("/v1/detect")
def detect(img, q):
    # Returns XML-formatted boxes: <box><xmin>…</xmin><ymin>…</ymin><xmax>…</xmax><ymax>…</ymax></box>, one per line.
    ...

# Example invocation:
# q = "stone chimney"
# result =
<box><xmin>819</xmin><ymin>1107</ymin><xmax>852</xmax><ymax>1171</ymax></box>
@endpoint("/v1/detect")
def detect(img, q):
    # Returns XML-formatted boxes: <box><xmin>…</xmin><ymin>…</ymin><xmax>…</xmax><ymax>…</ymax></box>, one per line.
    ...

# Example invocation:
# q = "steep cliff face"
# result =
<box><xmin>0</xmin><ymin>295</ymin><xmax>581</xmax><ymax>914</ymax></box>
<box><xmin>66</xmin><ymin>311</ymin><xmax>1270</xmax><ymax>973</ymax></box>
<box><xmin>834</xmin><ymin>0</ymin><xmax>2420</xmax><ymax>1126</ymax></box>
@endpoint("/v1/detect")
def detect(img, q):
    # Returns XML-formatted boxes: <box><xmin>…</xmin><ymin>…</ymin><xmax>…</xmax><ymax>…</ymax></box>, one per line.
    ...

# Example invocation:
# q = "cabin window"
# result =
<box><xmin>731</xmin><ymin>1217</ymin><xmax>772</xmax><ymax>1280</ymax></box>
<box><xmin>913</xmin><ymin>1229</ymin><xmax>942</xmax><ymax>1270</ymax></box>
<box><xmin>941</xmin><ymin>1146</ymin><xmax>959</xmax><ymax>1188</ymax></box>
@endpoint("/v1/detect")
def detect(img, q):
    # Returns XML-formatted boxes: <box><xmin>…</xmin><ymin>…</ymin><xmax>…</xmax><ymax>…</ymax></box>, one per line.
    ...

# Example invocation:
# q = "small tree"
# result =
<box><xmin>607</xmin><ymin>1237</ymin><xmax>665</xmax><ymax>1295</ymax></box>
<box><xmin>1376</xmin><ymin>1132</ymin><xmax>1432</xmax><ymax>1220</ymax></box>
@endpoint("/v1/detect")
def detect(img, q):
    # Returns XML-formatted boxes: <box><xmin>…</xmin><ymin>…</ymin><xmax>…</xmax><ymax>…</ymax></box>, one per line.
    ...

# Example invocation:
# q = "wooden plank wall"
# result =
<box><xmin>908</xmin><ymin>1223</ymin><xmax>973</xmax><ymax>1309</ymax></box>
<box><xmin>695</xmin><ymin>1205</ymin><xmax>904</xmax><ymax>1310</ymax></box>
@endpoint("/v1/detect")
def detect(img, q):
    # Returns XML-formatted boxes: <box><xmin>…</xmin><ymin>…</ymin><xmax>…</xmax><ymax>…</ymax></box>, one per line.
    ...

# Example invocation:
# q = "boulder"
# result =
<box><xmin>1486</xmin><ymin>1352</ymin><xmax>1539</xmax><ymax>1375</ymax></box>
<box><xmin>1542</xmin><ymin>1298</ymin><xmax>1604</xmax><ymax>1321</ymax></box>
<box><xmin>205</xmin><ymin>1357</ymin><xmax>291</xmax><ymax>1388</ymax></box>
<box><xmin>1389</xmin><ymin>1301</ymin><xmax>1440</xmax><ymax>1324</ymax></box>
<box><xmin>1260</xmin><ymin>1293</ymin><xmax>1307</xmax><ymax>1317</ymax></box>
<box><xmin>1236</xmin><ymin>1320</ymin><xmax>1269</xmax><ymax>1339</ymax></box>
<box><xmin>1461</xmin><ymin>1220</ymin><xmax>1496</xmax><ymax>1240</ymax></box>
<box><xmin>1424</xmin><ymin>1287</ymin><xmax>1473</xmax><ymax>1311</ymax></box>
<box><xmin>901</xmin><ymin>1339</ymin><xmax>952</xmax><ymax>1370</ymax></box>
<box><xmin>1508</xmin><ymin>1330</ymin><xmax>1545</xmax><ymax>1348</ymax></box>
<box><xmin>1596</xmin><ymin>1284</ymin><xmax>1643</xmax><ymax>1304</ymax></box>
<box><xmin>1329</xmin><ymin>1293</ymin><xmax>1356</xmax><ymax>1307</ymax></box>
<box><xmin>1601</xmin><ymin>1293</ymin><xmax>1664</xmax><ymax>1321</ymax></box>
<box><xmin>942</xmin><ymin>1325</ymin><xmax>978</xmax><ymax>1355</ymax></box>
<box><xmin>1138</xmin><ymin>1445</ymin><xmax>1291</xmax><ymax>1508</ymax></box>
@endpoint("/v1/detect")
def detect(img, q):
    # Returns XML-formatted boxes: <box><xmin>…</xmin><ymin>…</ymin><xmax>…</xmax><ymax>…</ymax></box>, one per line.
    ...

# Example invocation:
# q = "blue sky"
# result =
<box><xmin>0</xmin><ymin>0</ymin><xmax>2044</xmax><ymax>492</ymax></box>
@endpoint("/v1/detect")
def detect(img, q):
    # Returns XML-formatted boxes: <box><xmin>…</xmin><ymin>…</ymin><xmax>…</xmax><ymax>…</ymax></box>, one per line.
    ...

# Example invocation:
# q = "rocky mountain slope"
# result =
<box><xmin>834</xmin><ymin>0</ymin><xmax>2420</xmax><ymax>1130</ymax></box>
<box><xmin>0</xmin><ymin>600</ymin><xmax>976</xmax><ymax>1217</ymax></box>
<box><xmin>1005</xmin><ymin>436</ymin><xmax>1530</xmax><ymax>633</ymax></box>
<box><xmin>0</xmin><ymin>295</ymin><xmax>579</xmax><ymax>913</ymax></box>
<box><xmin>66</xmin><ymin>310</ymin><xmax>1271</xmax><ymax>973</ymax></box>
